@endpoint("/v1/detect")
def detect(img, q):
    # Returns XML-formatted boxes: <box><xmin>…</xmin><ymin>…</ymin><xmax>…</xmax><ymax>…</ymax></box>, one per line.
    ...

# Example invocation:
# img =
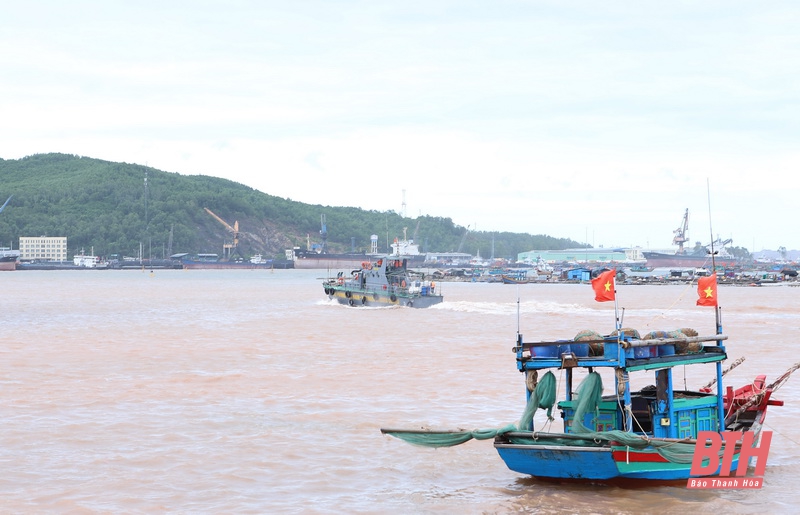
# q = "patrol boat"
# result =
<box><xmin>322</xmin><ymin>257</ymin><xmax>442</xmax><ymax>308</ymax></box>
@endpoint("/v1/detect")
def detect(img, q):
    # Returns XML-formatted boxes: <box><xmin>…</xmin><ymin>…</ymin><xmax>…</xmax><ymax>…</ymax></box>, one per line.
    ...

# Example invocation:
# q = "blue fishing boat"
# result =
<box><xmin>501</xmin><ymin>270</ymin><xmax>533</xmax><ymax>284</ymax></box>
<box><xmin>323</xmin><ymin>257</ymin><xmax>442</xmax><ymax>308</ymax></box>
<box><xmin>382</xmin><ymin>271</ymin><xmax>795</xmax><ymax>483</ymax></box>
<box><xmin>489</xmin><ymin>329</ymin><xmax>789</xmax><ymax>482</ymax></box>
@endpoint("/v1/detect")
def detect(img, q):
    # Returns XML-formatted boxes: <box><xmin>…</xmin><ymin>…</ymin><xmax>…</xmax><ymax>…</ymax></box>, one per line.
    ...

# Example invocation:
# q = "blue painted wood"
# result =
<box><xmin>496</xmin><ymin>445</ymin><xmax>619</xmax><ymax>480</ymax></box>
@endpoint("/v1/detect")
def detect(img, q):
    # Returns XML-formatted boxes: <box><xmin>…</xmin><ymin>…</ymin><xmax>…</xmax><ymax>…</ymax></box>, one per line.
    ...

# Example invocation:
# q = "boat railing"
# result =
<box><xmin>514</xmin><ymin>334</ymin><xmax>727</xmax><ymax>352</ymax></box>
<box><xmin>513</xmin><ymin>333</ymin><xmax>728</xmax><ymax>372</ymax></box>
<box><xmin>333</xmin><ymin>278</ymin><xmax>423</xmax><ymax>297</ymax></box>
<box><xmin>627</xmin><ymin>334</ymin><xmax>726</xmax><ymax>348</ymax></box>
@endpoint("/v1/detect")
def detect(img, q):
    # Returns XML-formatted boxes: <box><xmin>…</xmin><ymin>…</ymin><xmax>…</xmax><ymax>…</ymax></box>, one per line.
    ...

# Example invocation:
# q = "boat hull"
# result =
<box><xmin>322</xmin><ymin>255</ymin><xmax>443</xmax><ymax>308</ymax></box>
<box><xmin>643</xmin><ymin>251</ymin><xmax>738</xmax><ymax>268</ymax></box>
<box><xmin>107</xmin><ymin>259</ymin><xmax>183</xmax><ymax>270</ymax></box>
<box><xmin>16</xmin><ymin>263</ymin><xmax>108</xmax><ymax>271</ymax></box>
<box><xmin>325</xmin><ymin>286</ymin><xmax>443</xmax><ymax>308</ymax></box>
<box><xmin>496</xmin><ymin>443</ymin><xmax>619</xmax><ymax>480</ymax></box>
<box><xmin>182</xmin><ymin>261</ymin><xmax>276</xmax><ymax>270</ymax></box>
<box><xmin>494</xmin><ymin>440</ymin><xmax>743</xmax><ymax>481</ymax></box>
<box><xmin>0</xmin><ymin>252</ymin><xmax>19</xmax><ymax>271</ymax></box>
<box><xmin>180</xmin><ymin>256</ymin><xmax>294</xmax><ymax>269</ymax></box>
<box><xmin>501</xmin><ymin>275</ymin><xmax>532</xmax><ymax>285</ymax></box>
<box><xmin>295</xmin><ymin>255</ymin><xmax>370</xmax><ymax>270</ymax></box>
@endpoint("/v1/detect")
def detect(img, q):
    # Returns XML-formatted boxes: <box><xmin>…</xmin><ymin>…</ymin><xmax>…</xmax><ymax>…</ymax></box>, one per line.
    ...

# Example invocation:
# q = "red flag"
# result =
<box><xmin>697</xmin><ymin>273</ymin><xmax>718</xmax><ymax>307</ymax></box>
<box><xmin>591</xmin><ymin>269</ymin><xmax>616</xmax><ymax>302</ymax></box>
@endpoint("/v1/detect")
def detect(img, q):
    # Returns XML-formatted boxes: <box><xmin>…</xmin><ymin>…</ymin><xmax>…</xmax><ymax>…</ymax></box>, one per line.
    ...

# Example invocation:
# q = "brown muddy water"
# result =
<box><xmin>2</xmin><ymin>269</ymin><xmax>798</xmax><ymax>514</ymax></box>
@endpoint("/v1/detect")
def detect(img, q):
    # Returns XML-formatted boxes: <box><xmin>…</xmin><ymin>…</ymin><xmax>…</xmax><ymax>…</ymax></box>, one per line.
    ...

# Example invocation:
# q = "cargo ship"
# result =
<box><xmin>291</xmin><ymin>231</ymin><xmax>427</xmax><ymax>270</ymax></box>
<box><xmin>291</xmin><ymin>248</ymin><xmax>372</xmax><ymax>270</ymax></box>
<box><xmin>643</xmin><ymin>209</ymin><xmax>739</xmax><ymax>268</ymax></box>
<box><xmin>642</xmin><ymin>250</ymin><xmax>739</xmax><ymax>268</ymax></box>
<box><xmin>291</xmin><ymin>247</ymin><xmax>426</xmax><ymax>270</ymax></box>
<box><xmin>178</xmin><ymin>253</ymin><xmax>285</xmax><ymax>270</ymax></box>
<box><xmin>290</xmin><ymin>215</ymin><xmax>428</xmax><ymax>270</ymax></box>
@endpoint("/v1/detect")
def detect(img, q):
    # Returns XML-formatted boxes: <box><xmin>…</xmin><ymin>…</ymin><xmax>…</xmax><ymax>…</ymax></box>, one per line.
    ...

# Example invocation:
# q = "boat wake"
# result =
<box><xmin>317</xmin><ymin>299</ymin><xmax>407</xmax><ymax>309</ymax></box>
<box><xmin>437</xmin><ymin>300</ymin><xmax>594</xmax><ymax>316</ymax></box>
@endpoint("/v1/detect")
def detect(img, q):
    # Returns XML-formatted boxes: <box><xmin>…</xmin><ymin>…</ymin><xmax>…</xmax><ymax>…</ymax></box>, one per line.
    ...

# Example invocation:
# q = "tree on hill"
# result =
<box><xmin>0</xmin><ymin>153</ymin><xmax>585</xmax><ymax>260</ymax></box>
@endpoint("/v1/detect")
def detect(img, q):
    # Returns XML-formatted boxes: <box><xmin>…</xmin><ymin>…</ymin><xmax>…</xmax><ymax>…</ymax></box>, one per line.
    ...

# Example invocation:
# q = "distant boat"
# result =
<box><xmin>179</xmin><ymin>253</ymin><xmax>277</xmax><ymax>270</ymax></box>
<box><xmin>106</xmin><ymin>256</ymin><xmax>183</xmax><ymax>270</ymax></box>
<box><xmin>0</xmin><ymin>248</ymin><xmax>20</xmax><ymax>271</ymax></box>
<box><xmin>643</xmin><ymin>251</ymin><xmax>738</xmax><ymax>268</ymax></box>
<box><xmin>0</xmin><ymin>196</ymin><xmax>17</xmax><ymax>271</ymax></box>
<box><xmin>292</xmin><ymin>248</ymin><xmax>374</xmax><ymax>270</ymax></box>
<box><xmin>290</xmin><ymin>238</ymin><xmax>426</xmax><ymax>270</ymax></box>
<box><xmin>323</xmin><ymin>257</ymin><xmax>442</xmax><ymax>308</ymax></box>
<box><xmin>644</xmin><ymin>209</ymin><xmax>739</xmax><ymax>268</ymax></box>
<box><xmin>73</xmin><ymin>252</ymin><xmax>108</xmax><ymax>269</ymax></box>
<box><xmin>16</xmin><ymin>252</ymin><xmax>110</xmax><ymax>271</ymax></box>
<box><xmin>501</xmin><ymin>270</ymin><xmax>534</xmax><ymax>284</ymax></box>
<box><xmin>291</xmin><ymin>216</ymin><xmax>428</xmax><ymax>270</ymax></box>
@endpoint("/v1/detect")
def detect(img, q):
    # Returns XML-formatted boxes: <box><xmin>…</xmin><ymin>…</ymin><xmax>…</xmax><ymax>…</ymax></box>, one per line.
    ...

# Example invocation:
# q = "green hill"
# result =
<box><xmin>0</xmin><ymin>153</ymin><xmax>584</xmax><ymax>260</ymax></box>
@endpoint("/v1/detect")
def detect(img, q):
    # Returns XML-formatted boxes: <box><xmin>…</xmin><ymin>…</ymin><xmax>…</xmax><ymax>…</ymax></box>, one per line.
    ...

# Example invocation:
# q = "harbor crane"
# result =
<box><xmin>673</xmin><ymin>209</ymin><xmax>689</xmax><ymax>254</ymax></box>
<box><xmin>204</xmin><ymin>207</ymin><xmax>241</xmax><ymax>261</ymax></box>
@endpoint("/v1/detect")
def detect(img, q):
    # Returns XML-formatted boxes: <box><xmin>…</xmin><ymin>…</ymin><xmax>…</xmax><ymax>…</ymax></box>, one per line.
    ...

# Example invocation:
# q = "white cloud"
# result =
<box><xmin>2</xmin><ymin>1</ymin><xmax>800</xmax><ymax>251</ymax></box>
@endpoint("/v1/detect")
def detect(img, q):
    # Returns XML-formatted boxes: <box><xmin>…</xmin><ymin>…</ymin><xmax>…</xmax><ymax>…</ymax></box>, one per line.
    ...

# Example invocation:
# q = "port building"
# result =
<box><xmin>19</xmin><ymin>236</ymin><xmax>68</xmax><ymax>261</ymax></box>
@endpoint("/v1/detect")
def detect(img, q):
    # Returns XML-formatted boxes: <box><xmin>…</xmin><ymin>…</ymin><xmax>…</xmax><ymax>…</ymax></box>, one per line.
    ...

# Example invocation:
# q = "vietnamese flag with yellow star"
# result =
<box><xmin>591</xmin><ymin>269</ymin><xmax>616</xmax><ymax>302</ymax></box>
<box><xmin>696</xmin><ymin>273</ymin><xmax>718</xmax><ymax>306</ymax></box>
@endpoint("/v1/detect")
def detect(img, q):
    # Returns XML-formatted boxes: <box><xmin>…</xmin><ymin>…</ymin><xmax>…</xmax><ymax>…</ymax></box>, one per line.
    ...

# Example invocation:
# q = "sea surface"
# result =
<box><xmin>2</xmin><ymin>269</ymin><xmax>799</xmax><ymax>514</ymax></box>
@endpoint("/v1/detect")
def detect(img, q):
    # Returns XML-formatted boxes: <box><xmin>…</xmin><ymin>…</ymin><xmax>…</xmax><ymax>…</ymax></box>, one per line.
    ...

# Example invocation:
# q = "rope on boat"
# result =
<box><xmin>729</xmin><ymin>361</ymin><xmax>800</xmax><ymax>420</ymax></box>
<box><xmin>525</xmin><ymin>370</ymin><xmax>538</xmax><ymax>392</ymax></box>
<box><xmin>702</xmin><ymin>356</ymin><xmax>746</xmax><ymax>390</ymax></box>
<box><xmin>615</xmin><ymin>369</ymin><xmax>627</xmax><ymax>397</ymax></box>
<box><xmin>768</xmin><ymin>362</ymin><xmax>800</xmax><ymax>391</ymax></box>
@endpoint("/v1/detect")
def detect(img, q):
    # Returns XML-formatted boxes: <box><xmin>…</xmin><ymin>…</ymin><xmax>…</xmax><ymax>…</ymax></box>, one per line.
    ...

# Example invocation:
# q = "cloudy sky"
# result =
<box><xmin>2</xmin><ymin>2</ymin><xmax>799</xmax><ymax>251</ymax></box>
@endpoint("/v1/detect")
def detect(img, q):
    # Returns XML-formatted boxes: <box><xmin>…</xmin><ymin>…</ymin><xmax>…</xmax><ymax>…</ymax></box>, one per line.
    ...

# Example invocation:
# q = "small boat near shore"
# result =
<box><xmin>501</xmin><ymin>270</ymin><xmax>535</xmax><ymax>284</ymax></box>
<box><xmin>0</xmin><ymin>248</ymin><xmax>20</xmax><ymax>271</ymax></box>
<box><xmin>323</xmin><ymin>257</ymin><xmax>443</xmax><ymax>308</ymax></box>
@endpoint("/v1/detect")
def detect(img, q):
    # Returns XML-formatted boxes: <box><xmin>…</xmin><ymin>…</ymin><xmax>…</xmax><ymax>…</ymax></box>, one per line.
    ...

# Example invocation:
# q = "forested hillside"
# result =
<box><xmin>0</xmin><ymin>153</ymin><xmax>584</xmax><ymax>260</ymax></box>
